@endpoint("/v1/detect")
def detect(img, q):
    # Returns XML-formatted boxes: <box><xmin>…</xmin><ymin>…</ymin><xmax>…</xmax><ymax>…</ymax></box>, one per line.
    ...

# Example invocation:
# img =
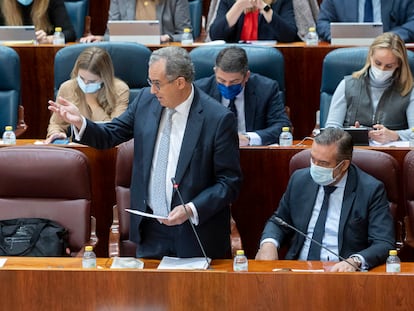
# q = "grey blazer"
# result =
<box><xmin>109</xmin><ymin>0</ymin><xmax>192</xmax><ymax>41</ymax></box>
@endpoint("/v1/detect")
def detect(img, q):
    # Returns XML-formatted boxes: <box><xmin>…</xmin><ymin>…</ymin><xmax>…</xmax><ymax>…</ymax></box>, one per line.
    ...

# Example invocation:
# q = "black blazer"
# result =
<box><xmin>195</xmin><ymin>73</ymin><xmax>291</xmax><ymax>145</ymax></box>
<box><xmin>260</xmin><ymin>164</ymin><xmax>395</xmax><ymax>269</ymax></box>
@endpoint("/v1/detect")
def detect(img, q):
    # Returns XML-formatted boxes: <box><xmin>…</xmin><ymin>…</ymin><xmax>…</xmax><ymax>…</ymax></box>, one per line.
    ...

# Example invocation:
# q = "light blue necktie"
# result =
<box><xmin>150</xmin><ymin>108</ymin><xmax>175</xmax><ymax>217</ymax></box>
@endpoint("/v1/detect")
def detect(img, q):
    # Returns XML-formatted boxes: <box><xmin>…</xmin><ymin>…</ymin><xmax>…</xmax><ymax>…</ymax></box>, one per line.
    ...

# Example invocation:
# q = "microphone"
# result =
<box><xmin>273</xmin><ymin>216</ymin><xmax>364</xmax><ymax>272</ymax></box>
<box><xmin>171</xmin><ymin>177</ymin><xmax>211</xmax><ymax>269</ymax></box>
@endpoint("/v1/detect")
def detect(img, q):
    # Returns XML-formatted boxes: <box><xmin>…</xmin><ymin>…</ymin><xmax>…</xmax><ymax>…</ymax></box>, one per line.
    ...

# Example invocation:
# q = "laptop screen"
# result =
<box><xmin>330</xmin><ymin>22</ymin><xmax>383</xmax><ymax>46</ymax></box>
<box><xmin>0</xmin><ymin>26</ymin><xmax>35</xmax><ymax>43</ymax></box>
<box><xmin>107</xmin><ymin>20</ymin><xmax>160</xmax><ymax>45</ymax></box>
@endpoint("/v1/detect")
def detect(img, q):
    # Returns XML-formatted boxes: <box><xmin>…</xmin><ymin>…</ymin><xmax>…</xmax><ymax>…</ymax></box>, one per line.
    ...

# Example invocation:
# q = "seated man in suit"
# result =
<box><xmin>316</xmin><ymin>0</ymin><xmax>414</xmax><ymax>43</ymax></box>
<box><xmin>255</xmin><ymin>128</ymin><xmax>395</xmax><ymax>271</ymax></box>
<box><xmin>195</xmin><ymin>46</ymin><xmax>291</xmax><ymax>146</ymax></box>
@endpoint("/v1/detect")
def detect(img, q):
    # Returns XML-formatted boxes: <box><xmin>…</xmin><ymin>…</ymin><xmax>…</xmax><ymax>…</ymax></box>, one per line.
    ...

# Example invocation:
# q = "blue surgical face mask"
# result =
<box><xmin>310</xmin><ymin>160</ymin><xmax>344</xmax><ymax>186</ymax></box>
<box><xmin>77</xmin><ymin>76</ymin><xmax>103</xmax><ymax>94</ymax></box>
<box><xmin>217</xmin><ymin>82</ymin><xmax>243</xmax><ymax>100</ymax></box>
<box><xmin>17</xmin><ymin>0</ymin><xmax>33</xmax><ymax>6</ymax></box>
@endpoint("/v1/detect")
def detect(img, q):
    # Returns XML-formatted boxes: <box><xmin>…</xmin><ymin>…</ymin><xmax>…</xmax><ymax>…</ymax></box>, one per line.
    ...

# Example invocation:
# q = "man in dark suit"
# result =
<box><xmin>48</xmin><ymin>46</ymin><xmax>242</xmax><ymax>259</ymax></box>
<box><xmin>317</xmin><ymin>0</ymin><xmax>414</xmax><ymax>43</ymax></box>
<box><xmin>195</xmin><ymin>46</ymin><xmax>291</xmax><ymax>146</ymax></box>
<box><xmin>255</xmin><ymin>128</ymin><xmax>395</xmax><ymax>271</ymax></box>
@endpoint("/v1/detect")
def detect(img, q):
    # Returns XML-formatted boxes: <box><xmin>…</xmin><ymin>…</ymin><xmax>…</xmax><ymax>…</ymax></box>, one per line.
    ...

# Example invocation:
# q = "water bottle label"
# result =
<box><xmin>386</xmin><ymin>263</ymin><xmax>400</xmax><ymax>272</ymax></box>
<box><xmin>82</xmin><ymin>258</ymin><xmax>97</xmax><ymax>268</ymax></box>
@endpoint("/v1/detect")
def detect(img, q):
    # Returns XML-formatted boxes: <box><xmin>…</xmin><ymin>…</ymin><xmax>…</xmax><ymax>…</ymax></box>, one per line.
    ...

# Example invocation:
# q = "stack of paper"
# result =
<box><xmin>157</xmin><ymin>256</ymin><xmax>211</xmax><ymax>270</ymax></box>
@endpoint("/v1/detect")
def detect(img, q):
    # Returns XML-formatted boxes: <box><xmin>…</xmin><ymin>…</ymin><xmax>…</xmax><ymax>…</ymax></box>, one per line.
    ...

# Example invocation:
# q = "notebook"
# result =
<box><xmin>330</xmin><ymin>22</ymin><xmax>383</xmax><ymax>46</ymax></box>
<box><xmin>107</xmin><ymin>20</ymin><xmax>160</xmax><ymax>45</ymax></box>
<box><xmin>0</xmin><ymin>26</ymin><xmax>35</xmax><ymax>43</ymax></box>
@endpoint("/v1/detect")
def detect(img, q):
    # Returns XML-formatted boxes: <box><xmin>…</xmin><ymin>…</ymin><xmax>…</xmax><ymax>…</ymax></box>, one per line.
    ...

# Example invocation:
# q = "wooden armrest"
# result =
<box><xmin>14</xmin><ymin>105</ymin><xmax>28</xmax><ymax>138</ymax></box>
<box><xmin>74</xmin><ymin>215</ymin><xmax>99</xmax><ymax>257</ymax></box>
<box><xmin>108</xmin><ymin>205</ymin><xmax>120</xmax><ymax>257</ymax></box>
<box><xmin>230</xmin><ymin>214</ymin><xmax>243</xmax><ymax>258</ymax></box>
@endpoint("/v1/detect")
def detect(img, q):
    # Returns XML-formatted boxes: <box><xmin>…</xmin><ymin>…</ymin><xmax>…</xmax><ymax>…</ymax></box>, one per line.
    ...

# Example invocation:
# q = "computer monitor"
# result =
<box><xmin>330</xmin><ymin>22</ymin><xmax>383</xmax><ymax>46</ymax></box>
<box><xmin>107</xmin><ymin>20</ymin><xmax>160</xmax><ymax>45</ymax></box>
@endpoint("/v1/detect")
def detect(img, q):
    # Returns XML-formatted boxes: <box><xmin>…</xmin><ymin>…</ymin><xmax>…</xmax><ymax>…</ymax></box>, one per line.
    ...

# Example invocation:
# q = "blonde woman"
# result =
<box><xmin>326</xmin><ymin>32</ymin><xmax>414</xmax><ymax>144</ymax></box>
<box><xmin>46</xmin><ymin>47</ymin><xmax>129</xmax><ymax>143</ymax></box>
<box><xmin>0</xmin><ymin>0</ymin><xmax>76</xmax><ymax>43</ymax></box>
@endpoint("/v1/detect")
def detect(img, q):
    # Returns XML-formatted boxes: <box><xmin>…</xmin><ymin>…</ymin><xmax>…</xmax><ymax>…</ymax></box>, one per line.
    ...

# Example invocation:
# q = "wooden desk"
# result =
<box><xmin>1</xmin><ymin>257</ymin><xmax>414</xmax><ymax>310</ymax></box>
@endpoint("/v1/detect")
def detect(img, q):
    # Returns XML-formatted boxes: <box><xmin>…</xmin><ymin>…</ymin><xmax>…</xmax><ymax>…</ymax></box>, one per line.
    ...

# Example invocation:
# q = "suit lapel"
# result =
<box><xmin>244</xmin><ymin>83</ymin><xmax>257</xmax><ymax>131</ymax></box>
<box><xmin>174</xmin><ymin>91</ymin><xmax>204</xmax><ymax>185</ymax></box>
<box><xmin>338</xmin><ymin>165</ymin><xmax>357</xmax><ymax>251</ymax></box>
<box><xmin>142</xmin><ymin>98</ymin><xmax>163</xmax><ymax>185</ymax></box>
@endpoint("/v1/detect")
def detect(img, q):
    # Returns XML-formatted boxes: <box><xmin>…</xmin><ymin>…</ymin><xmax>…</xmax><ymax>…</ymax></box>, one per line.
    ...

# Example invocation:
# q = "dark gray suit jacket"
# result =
<box><xmin>317</xmin><ymin>0</ymin><xmax>414</xmax><ymax>42</ymax></box>
<box><xmin>260</xmin><ymin>164</ymin><xmax>395</xmax><ymax>269</ymax></box>
<box><xmin>195</xmin><ymin>73</ymin><xmax>291</xmax><ymax>145</ymax></box>
<box><xmin>80</xmin><ymin>86</ymin><xmax>242</xmax><ymax>259</ymax></box>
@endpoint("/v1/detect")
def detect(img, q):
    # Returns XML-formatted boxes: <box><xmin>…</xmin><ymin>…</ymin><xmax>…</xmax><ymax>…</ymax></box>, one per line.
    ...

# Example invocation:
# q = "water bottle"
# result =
<box><xmin>181</xmin><ymin>27</ymin><xmax>193</xmax><ymax>45</ymax></box>
<box><xmin>386</xmin><ymin>250</ymin><xmax>401</xmax><ymax>272</ymax></box>
<box><xmin>233</xmin><ymin>249</ymin><xmax>248</xmax><ymax>271</ymax></box>
<box><xmin>82</xmin><ymin>245</ymin><xmax>97</xmax><ymax>268</ymax></box>
<box><xmin>305</xmin><ymin>27</ymin><xmax>319</xmax><ymax>46</ymax></box>
<box><xmin>53</xmin><ymin>27</ymin><xmax>65</xmax><ymax>45</ymax></box>
<box><xmin>2</xmin><ymin>126</ymin><xmax>16</xmax><ymax>145</ymax></box>
<box><xmin>279</xmin><ymin>127</ymin><xmax>293</xmax><ymax>146</ymax></box>
<box><xmin>410</xmin><ymin>127</ymin><xmax>414</xmax><ymax>147</ymax></box>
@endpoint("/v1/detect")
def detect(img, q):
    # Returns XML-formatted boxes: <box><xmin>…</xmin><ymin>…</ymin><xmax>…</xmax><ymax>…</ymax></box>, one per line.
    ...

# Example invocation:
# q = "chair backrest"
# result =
<box><xmin>54</xmin><ymin>42</ymin><xmax>152</xmax><ymax>102</ymax></box>
<box><xmin>64</xmin><ymin>0</ymin><xmax>89</xmax><ymax>40</ymax></box>
<box><xmin>289</xmin><ymin>148</ymin><xmax>402</xmax><ymax>246</ymax></box>
<box><xmin>189</xmin><ymin>0</ymin><xmax>202</xmax><ymax>39</ymax></box>
<box><xmin>190</xmin><ymin>44</ymin><xmax>286</xmax><ymax>103</ymax></box>
<box><xmin>319</xmin><ymin>47</ymin><xmax>368</xmax><ymax>128</ymax></box>
<box><xmin>0</xmin><ymin>146</ymin><xmax>92</xmax><ymax>253</ymax></box>
<box><xmin>0</xmin><ymin>46</ymin><xmax>20</xmax><ymax>137</ymax></box>
<box><xmin>403</xmin><ymin>151</ymin><xmax>414</xmax><ymax>248</ymax></box>
<box><xmin>320</xmin><ymin>47</ymin><xmax>414</xmax><ymax>128</ymax></box>
<box><xmin>114</xmin><ymin>139</ymin><xmax>136</xmax><ymax>256</ymax></box>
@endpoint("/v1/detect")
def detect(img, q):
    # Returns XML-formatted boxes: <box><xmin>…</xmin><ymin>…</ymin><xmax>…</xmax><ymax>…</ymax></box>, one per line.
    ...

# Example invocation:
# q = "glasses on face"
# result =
<box><xmin>147</xmin><ymin>78</ymin><xmax>177</xmax><ymax>91</ymax></box>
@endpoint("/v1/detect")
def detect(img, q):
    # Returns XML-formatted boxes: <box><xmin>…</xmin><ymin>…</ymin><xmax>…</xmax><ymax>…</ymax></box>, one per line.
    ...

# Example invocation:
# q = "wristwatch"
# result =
<box><xmin>263</xmin><ymin>4</ymin><xmax>271</xmax><ymax>12</ymax></box>
<box><xmin>350</xmin><ymin>255</ymin><xmax>362</xmax><ymax>268</ymax></box>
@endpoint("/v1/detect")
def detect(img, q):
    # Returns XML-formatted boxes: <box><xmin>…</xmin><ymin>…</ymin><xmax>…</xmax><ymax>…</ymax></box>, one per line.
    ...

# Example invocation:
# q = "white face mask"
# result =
<box><xmin>370</xmin><ymin>66</ymin><xmax>394</xmax><ymax>83</ymax></box>
<box><xmin>77</xmin><ymin>76</ymin><xmax>103</xmax><ymax>94</ymax></box>
<box><xmin>310</xmin><ymin>160</ymin><xmax>344</xmax><ymax>186</ymax></box>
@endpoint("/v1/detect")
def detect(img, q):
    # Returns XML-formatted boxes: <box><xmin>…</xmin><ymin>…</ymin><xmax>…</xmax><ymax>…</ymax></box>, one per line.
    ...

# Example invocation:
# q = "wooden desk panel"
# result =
<box><xmin>1</xmin><ymin>257</ymin><xmax>414</xmax><ymax>310</ymax></box>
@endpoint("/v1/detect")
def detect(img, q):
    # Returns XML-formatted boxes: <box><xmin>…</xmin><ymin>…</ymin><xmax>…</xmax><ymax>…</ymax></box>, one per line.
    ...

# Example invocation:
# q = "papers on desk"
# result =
<box><xmin>369</xmin><ymin>140</ymin><xmax>409</xmax><ymax>147</ymax></box>
<box><xmin>157</xmin><ymin>256</ymin><xmax>211</xmax><ymax>270</ymax></box>
<box><xmin>110</xmin><ymin>257</ymin><xmax>144</xmax><ymax>269</ymax></box>
<box><xmin>0</xmin><ymin>258</ymin><xmax>7</xmax><ymax>267</ymax></box>
<box><xmin>272</xmin><ymin>268</ymin><xmax>324</xmax><ymax>272</ymax></box>
<box><xmin>125</xmin><ymin>209</ymin><xmax>168</xmax><ymax>219</ymax></box>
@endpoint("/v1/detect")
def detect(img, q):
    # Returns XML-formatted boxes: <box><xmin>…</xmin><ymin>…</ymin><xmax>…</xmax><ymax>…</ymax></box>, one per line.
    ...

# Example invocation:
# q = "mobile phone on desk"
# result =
<box><xmin>52</xmin><ymin>138</ymin><xmax>70</xmax><ymax>145</ymax></box>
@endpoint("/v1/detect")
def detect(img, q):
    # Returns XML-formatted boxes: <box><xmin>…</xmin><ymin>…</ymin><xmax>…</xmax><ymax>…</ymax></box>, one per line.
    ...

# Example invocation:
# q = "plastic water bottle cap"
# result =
<box><xmin>85</xmin><ymin>245</ymin><xmax>93</xmax><ymax>252</ymax></box>
<box><xmin>55</xmin><ymin>27</ymin><xmax>62</xmax><ymax>32</ymax></box>
<box><xmin>5</xmin><ymin>126</ymin><xmax>13</xmax><ymax>131</ymax></box>
<box><xmin>236</xmin><ymin>250</ymin><xmax>245</xmax><ymax>256</ymax></box>
<box><xmin>389</xmin><ymin>250</ymin><xmax>397</xmax><ymax>256</ymax></box>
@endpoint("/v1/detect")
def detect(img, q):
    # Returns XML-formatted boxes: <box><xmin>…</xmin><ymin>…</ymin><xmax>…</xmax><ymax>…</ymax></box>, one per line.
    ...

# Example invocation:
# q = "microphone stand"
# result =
<box><xmin>273</xmin><ymin>216</ymin><xmax>364</xmax><ymax>272</ymax></box>
<box><xmin>171</xmin><ymin>178</ymin><xmax>211</xmax><ymax>269</ymax></box>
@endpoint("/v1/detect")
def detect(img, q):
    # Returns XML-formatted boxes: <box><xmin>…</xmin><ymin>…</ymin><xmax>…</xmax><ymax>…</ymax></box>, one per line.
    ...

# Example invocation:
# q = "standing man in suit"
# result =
<box><xmin>195</xmin><ymin>46</ymin><xmax>291</xmax><ymax>146</ymax></box>
<box><xmin>48</xmin><ymin>46</ymin><xmax>242</xmax><ymax>259</ymax></box>
<box><xmin>317</xmin><ymin>0</ymin><xmax>414</xmax><ymax>43</ymax></box>
<box><xmin>255</xmin><ymin>128</ymin><xmax>395</xmax><ymax>271</ymax></box>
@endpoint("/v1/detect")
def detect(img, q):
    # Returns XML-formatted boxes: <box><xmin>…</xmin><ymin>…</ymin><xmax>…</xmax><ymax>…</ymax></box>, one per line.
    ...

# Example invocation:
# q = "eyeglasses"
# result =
<box><xmin>147</xmin><ymin>78</ymin><xmax>177</xmax><ymax>91</ymax></box>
